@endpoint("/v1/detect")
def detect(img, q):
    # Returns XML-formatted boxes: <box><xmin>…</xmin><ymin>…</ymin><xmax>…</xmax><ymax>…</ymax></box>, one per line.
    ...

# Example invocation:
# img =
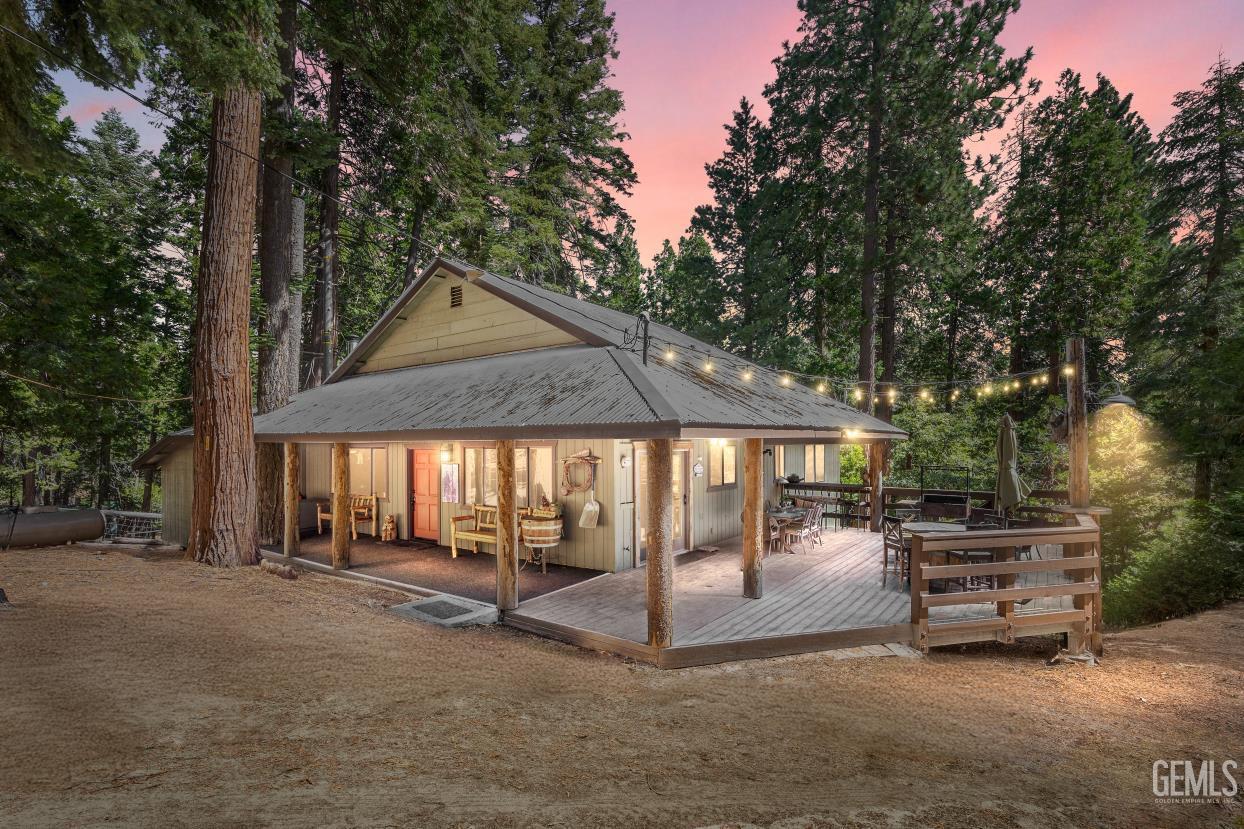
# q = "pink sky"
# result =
<box><xmin>610</xmin><ymin>0</ymin><xmax>1244</xmax><ymax>263</ymax></box>
<box><xmin>56</xmin><ymin>0</ymin><xmax>1244</xmax><ymax>266</ymax></box>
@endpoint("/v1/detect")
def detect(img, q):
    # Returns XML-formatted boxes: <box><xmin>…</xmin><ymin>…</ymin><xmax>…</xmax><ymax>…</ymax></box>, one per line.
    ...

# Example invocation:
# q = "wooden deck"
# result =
<box><xmin>505</xmin><ymin>529</ymin><xmax>1078</xmax><ymax>667</ymax></box>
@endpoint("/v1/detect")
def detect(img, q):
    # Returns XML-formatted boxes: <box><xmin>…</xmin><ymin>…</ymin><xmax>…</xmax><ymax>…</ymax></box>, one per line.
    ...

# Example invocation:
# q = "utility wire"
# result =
<box><xmin>0</xmin><ymin>369</ymin><xmax>190</xmax><ymax>404</ymax></box>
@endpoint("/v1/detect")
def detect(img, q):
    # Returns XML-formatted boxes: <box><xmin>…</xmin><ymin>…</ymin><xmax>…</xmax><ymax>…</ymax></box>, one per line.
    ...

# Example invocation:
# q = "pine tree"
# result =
<box><xmin>1138</xmin><ymin>58</ymin><xmax>1244</xmax><ymax>499</ymax></box>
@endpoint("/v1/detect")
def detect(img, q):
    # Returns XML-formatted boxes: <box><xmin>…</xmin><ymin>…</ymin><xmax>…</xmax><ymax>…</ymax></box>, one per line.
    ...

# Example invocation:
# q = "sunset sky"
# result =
<box><xmin>56</xmin><ymin>0</ymin><xmax>1244</xmax><ymax>265</ymax></box>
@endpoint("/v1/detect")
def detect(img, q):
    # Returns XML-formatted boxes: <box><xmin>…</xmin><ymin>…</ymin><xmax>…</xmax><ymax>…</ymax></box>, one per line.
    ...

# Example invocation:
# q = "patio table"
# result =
<box><xmin>767</xmin><ymin>509</ymin><xmax>807</xmax><ymax>554</ymax></box>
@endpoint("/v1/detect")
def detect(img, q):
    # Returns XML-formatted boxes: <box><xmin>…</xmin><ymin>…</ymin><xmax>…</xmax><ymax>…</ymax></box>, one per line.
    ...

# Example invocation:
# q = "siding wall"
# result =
<box><xmin>355</xmin><ymin>274</ymin><xmax>579</xmax><ymax>374</ymax></box>
<box><xmin>160</xmin><ymin>444</ymin><xmax>194</xmax><ymax>547</ymax></box>
<box><xmin>438</xmin><ymin>438</ymin><xmax>617</xmax><ymax>572</ymax></box>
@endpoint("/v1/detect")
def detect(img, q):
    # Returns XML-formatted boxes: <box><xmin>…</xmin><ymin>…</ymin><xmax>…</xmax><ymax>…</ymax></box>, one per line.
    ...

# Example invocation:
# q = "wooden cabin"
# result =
<box><xmin>137</xmin><ymin>257</ymin><xmax>1104</xmax><ymax>666</ymax></box>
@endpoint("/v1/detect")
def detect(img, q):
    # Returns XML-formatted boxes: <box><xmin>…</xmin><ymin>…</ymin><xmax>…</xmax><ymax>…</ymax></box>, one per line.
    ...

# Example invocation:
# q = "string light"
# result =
<box><xmin>853</xmin><ymin>389</ymin><xmax>862</xmax><ymax>401</ymax></box>
<box><xmin>780</xmin><ymin>375</ymin><xmax>791</xmax><ymax>386</ymax></box>
<box><xmin>741</xmin><ymin>369</ymin><xmax>752</xmax><ymax>381</ymax></box>
<box><xmin>951</xmin><ymin>389</ymin><xmax>960</xmax><ymax>401</ymax></box>
<box><xmin>816</xmin><ymin>382</ymin><xmax>826</xmax><ymax>393</ymax></box>
<box><xmin>919</xmin><ymin>389</ymin><xmax>931</xmax><ymax>401</ymax></box>
<box><xmin>1062</xmin><ymin>364</ymin><xmax>1075</xmax><ymax>377</ymax></box>
<box><xmin>663</xmin><ymin>348</ymin><xmax>675</xmax><ymax>361</ymax></box>
<box><xmin>983</xmin><ymin>383</ymin><xmax>994</xmax><ymax>395</ymax></box>
<box><xmin>703</xmin><ymin>359</ymin><xmax>714</xmax><ymax>373</ymax></box>
<box><xmin>1030</xmin><ymin>376</ymin><xmax>1041</xmax><ymax>386</ymax></box>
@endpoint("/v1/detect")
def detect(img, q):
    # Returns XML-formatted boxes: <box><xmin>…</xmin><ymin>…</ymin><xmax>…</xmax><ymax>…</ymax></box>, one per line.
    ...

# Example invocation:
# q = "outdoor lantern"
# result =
<box><xmin>1096</xmin><ymin>381</ymin><xmax>1136</xmax><ymax>408</ymax></box>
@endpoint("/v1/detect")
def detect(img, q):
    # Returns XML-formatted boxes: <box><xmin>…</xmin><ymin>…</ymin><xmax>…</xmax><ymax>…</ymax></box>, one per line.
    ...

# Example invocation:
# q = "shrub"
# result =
<box><xmin>1103</xmin><ymin>492</ymin><xmax>1244</xmax><ymax>627</ymax></box>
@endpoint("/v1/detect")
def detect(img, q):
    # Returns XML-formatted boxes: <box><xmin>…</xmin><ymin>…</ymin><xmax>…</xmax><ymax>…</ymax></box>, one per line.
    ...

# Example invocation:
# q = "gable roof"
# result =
<box><xmin>248</xmin><ymin>256</ymin><xmax>906</xmax><ymax>443</ymax></box>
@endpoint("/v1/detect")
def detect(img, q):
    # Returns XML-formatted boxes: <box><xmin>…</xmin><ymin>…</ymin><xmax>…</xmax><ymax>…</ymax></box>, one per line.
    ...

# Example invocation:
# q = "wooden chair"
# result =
<box><xmin>317</xmin><ymin>494</ymin><xmax>378</xmax><ymax>540</ymax></box>
<box><xmin>784</xmin><ymin>508</ymin><xmax>818</xmax><ymax>553</ymax></box>
<box><xmin>881</xmin><ymin>514</ymin><xmax>907</xmax><ymax>587</ymax></box>
<box><xmin>767</xmin><ymin>515</ymin><xmax>783</xmax><ymax>556</ymax></box>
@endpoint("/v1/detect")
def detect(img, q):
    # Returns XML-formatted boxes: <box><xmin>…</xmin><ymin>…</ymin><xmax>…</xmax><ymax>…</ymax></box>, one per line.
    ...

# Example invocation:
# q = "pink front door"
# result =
<box><xmin>409</xmin><ymin>449</ymin><xmax>439</xmax><ymax>540</ymax></box>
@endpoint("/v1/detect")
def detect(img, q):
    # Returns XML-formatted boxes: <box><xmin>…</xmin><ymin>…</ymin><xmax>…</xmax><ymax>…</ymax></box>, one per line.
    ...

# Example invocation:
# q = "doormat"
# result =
<box><xmin>388</xmin><ymin>538</ymin><xmax>441</xmax><ymax>550</ymax></box>
<box><xmin>388</xmin><ymin>594</ymin><xmax>498</xmax><ymax>628</ymax></box>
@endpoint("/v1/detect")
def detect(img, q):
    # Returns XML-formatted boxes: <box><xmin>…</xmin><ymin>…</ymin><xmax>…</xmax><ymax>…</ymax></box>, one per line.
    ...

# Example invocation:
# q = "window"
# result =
<box><xmin>462</xmin><ymin>444</ymin><xmax>555</xmax><ymax>508</ymax></box>
<box><xmin>805</xmin><ymin>444</ymin><xmax>826</xmax><ymax>482</ymax></box>
<box><xmin>774</xmin><ymin>444</ymin><xmax>785</xmax><ymax>478</ymax></box>
<box><xmin>349</xmin><ymin>446</ymin><xmax>388</xmax><ymax>498</ymax></box>
<box><xmin>707</xmin><ymin>440</ymin><xmax>737</xmax><ymax>488</ymax></box>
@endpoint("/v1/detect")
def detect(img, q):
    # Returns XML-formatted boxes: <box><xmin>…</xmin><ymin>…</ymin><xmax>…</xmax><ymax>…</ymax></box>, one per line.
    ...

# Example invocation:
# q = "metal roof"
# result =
<box><xmin>246</xmin><ymin>257</ymin><xmax>907</xmax><ymax>443</ymax></box>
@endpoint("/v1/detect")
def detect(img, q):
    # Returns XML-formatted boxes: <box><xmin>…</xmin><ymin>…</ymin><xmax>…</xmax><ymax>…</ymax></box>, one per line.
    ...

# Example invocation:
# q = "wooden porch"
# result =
<box><xmin>504</xmin><ymin>526</ymin><xmax>1090</xmax><ymax>668</ymax></box>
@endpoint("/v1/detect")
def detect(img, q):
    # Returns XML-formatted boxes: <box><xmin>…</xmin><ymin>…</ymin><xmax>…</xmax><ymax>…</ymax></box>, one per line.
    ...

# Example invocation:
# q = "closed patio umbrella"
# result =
<box><xmin>994</xmin><ymin>413</ymin><xmax>1031</xmax><ymax>514</ymax></box>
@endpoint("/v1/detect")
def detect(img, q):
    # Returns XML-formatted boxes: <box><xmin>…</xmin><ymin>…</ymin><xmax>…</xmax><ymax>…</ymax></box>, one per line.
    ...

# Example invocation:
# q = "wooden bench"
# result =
<box><xmin>450</xmin><ymin>504</ymin><xmax>558</xmax><ymax>559</ymax></box>
<box><xmin>317</xmin><ymin>494</ymin><xmax>378</xmax><ymax>540</ymax></box>
<box><xmin>450</xmin><ymin>504</ymin><xmax>499</xmax><ymax>557</ymax></box>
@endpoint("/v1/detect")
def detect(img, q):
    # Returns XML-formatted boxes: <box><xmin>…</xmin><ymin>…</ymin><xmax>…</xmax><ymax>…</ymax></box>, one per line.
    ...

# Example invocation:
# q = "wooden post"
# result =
<box><xmin>495</xmin><ymin>439</ymin><xmax>519</xmax><ymax>611</ymax></box>
<box><xmin>741</xmin><ymin>438</ymin><xmax>764</xmax><ymax>599</ymax></box>
<box><xmin>997</xmin><ymin>545</ymin><xmax>1015</xmax><ymax>643</ymax></box>
<box><xmin>646</xmin><ymin>438</ymin><xmax>675</xmax><ymax>648</ymax></box>
<box><xmin>867</xmin><ymin>441</ymin><xmax>886</xmax><ymax>532</ymax></box>
<box><xmin>330</xmin><ymin>442</ymin><xmax>350</xmax><ymax>569</ymax></box>
<box><xmin>282</xmin><ymin>442</ymin><xmax>300</xmax><ymax>557</ymax></box>
<box><xmin>1066</xmin><ymin>337</ymin><xmax>1089</xmax><ymax>509</ymax></box>
<box><xmin>1064</xmin><ymin>337</ymin><xmax>1097</xmax><ymax>653</ymax></box>
<box><xmin>908</xmin><ymin>534</ymin><xmax>928</xmax><ymax>653</ymax></box>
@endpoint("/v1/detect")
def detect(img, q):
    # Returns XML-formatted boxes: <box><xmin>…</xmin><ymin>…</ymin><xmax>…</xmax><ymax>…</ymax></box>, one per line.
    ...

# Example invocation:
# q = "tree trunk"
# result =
<box><xmin>255</xmin><ymin>0</ymin><xmax>300</xmax><ymax>545</ymax></box>
<box><xmin>877</xmin><ymin>207</ymin><xmax>897</xmax><ymax>422</ymax></box>
<box><xmin>290</xmin><ymin>196</ymin><xmax>305</xmax><ymax>390</ymax></box>
<box><xmin>645</xmin><ymin>438</ymin><xmax>674</xmax><ymax>648</ymax></box>
<box><xmin>401</xmin><ymin>202</ymin><xmax>429</xmax><ymax>286</ymax></box>
<box><xmin>96</xmin><ymin>431</ymin><xmax>112</xmax><ymax>508</ymax></box>
<box><xmin>857</xmin><ymin>29</ymin><xmax>883</xmax><ymax>415</ymax></box>
<box><xmin>331</xmin><ymin>442</ymin><xmax>350</xmax><ymax>568</ymax></box>
<box><xmin>308</xmin><ymin>60</ymin><xmax>344</xmax><ymax>388</ymax></box>
<box><xmin>186</xmin><ymin>83</ymin><xmax>263</xmax><ymax>568</ymax></box>
<box><xmin>741</xmin><ymin>438</ymin><xmax>764</xmax><ymax>599</ymax></box>
<box><xmin>283</xmin><ymin>442</ymin><xmax>300</xmax><ymax>556</ymax></box>
<box><xmin>21</xmin><ymin>449</ymin><xmax>37</xmax><ymax>508</ymax></box>
<box><xmin>495</xmin><ymin>439</ymin><xmax>519</xmax><ymax>610</ymax></box>
<box><xmin>944</xmin><ymin>302</ymin><xmax>959</xmax><ymax>412</ymax></box>
<box><xmin>141</xmin><ymin>417</ymin><xmax>157</xmax><ymax>512</ymax></box>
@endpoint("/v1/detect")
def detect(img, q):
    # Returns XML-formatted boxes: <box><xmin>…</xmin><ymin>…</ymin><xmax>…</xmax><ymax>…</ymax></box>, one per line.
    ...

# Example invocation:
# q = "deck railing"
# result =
<box><xmin>908</xmin><ymin>514</ymin><xmax>1102</xmax><ymax>652</ymax></box>
<box><xmin>781</xmin><ymin>481</ymin><xmax>1071</xmax><ymax>527</ymax></box>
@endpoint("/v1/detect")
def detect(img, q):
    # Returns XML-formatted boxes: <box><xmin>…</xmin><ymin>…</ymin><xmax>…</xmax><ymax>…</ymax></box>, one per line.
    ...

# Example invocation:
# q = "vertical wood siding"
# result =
<box><xmin>160</xmin><ymin>445</ymin><xmax>194</xmax><ymax>547</ymax></box>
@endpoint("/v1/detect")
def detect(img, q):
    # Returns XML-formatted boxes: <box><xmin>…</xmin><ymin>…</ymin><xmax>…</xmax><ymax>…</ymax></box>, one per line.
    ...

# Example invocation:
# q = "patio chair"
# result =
<box><xmin>767</xmin><ymin>515</ymin><xmax>783</xmax><ymax>556</ymax></box>
<box><xmin>784</xmin><ymin>508</ymin><xmax>818</xmax><ymax>553</ymax></box>
<box><xmin>808</xmin><ymin>503</ymin><xmax>825</xmax><ymax>546</ymax></box>
<box><xmin>881</xmin><ymin>514</ymin><xmax>907</xmax><ymax>587</ymax></box>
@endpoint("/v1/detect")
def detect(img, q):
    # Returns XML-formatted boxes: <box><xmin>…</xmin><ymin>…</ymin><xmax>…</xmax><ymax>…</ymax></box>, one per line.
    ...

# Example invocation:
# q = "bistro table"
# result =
<box><xmin>901</xmin><ymin>520</ymin><xmax>971</xmax><ymax>592</ymax></box>
<box><xmin>767</xmin><ymin>509</ymin><xmax>807</xmax><ymax>554</ymax></box>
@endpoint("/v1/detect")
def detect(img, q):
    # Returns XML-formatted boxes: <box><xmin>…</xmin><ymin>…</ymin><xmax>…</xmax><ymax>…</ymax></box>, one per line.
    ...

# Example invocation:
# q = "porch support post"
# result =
<box><xmin>282</xmin><ymin>442</ymin><xmax>300</xmax><ymax>557</ymax></box>
<box><xmin>496</xmin><ymin>439</ymin><xmax>519</xmax><ymax>611</ymax></box>
<box><xmin>646</xmin><ymin>438</ymin><xmax>674</xmax><ymax>649</ymax></box>
<box><xmin>330</xmin><ymin>442</ymin><xmax>350</xmax><ymax>569</ymax></box>
<box><xmin>741</xmin><ymin>437</ymin><xmax>764</xmax><ymax>599</ymax></box>
<box><xmin>1064</xmin><ymin>337</ymin><xmax>1100</xmax><ymax>654</ymax></box>
<box><xmin>867</xmin><ymin>441</ymin><xmax>886</xmax><ymax>532</ymax></box>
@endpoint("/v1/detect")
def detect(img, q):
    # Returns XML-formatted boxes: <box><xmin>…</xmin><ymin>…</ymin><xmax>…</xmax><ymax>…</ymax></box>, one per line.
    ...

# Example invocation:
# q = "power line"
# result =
<box><xmin>0</xmin><ymin>369</ymin><xmax>190</xmax><ymax>404</ymax></box>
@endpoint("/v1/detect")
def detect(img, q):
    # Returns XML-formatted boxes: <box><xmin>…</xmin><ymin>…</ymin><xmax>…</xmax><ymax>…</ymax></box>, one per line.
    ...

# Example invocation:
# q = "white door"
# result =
<box><xmin>634</xmin><ymin>445</ymin><xmax>691</xmax><ymax>565</ymax></box>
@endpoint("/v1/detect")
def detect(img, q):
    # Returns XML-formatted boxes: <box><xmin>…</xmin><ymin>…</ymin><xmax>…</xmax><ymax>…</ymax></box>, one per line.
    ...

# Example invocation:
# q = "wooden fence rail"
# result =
<box><xmin>908</xmin><ymin>514</ymin><xmax>1101</xmax><ymax>652</ymax></box>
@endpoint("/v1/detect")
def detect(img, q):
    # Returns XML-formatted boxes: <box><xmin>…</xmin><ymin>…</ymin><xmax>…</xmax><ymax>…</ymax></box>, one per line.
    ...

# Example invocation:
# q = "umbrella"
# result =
<box><xmin>994</xmin><ymin>413</ymin><xmax>1032</xmax><ymax>514</ymax></box>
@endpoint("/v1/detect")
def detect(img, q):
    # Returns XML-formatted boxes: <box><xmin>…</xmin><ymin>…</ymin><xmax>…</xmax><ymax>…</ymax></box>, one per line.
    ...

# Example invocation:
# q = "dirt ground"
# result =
<box><xmin>1</xmin><ymin>544</ymin><xmax>1240</xmax><ymax>829</ymax></box>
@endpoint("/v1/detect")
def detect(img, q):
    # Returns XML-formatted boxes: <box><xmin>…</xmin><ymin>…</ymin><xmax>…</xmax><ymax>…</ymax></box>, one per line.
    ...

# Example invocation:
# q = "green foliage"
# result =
<box><xmin>1103</xmin><ymin>495</ymin><xmax>1244</xmax><ymax>627</ymax></box>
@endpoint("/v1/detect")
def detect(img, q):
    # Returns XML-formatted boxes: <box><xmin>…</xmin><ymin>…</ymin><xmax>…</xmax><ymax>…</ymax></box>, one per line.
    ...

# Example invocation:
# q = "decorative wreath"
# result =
<box><xmin>561</xmin><ymin>450</ymin><xmax>602</xmax><ymax>495</ymax></box>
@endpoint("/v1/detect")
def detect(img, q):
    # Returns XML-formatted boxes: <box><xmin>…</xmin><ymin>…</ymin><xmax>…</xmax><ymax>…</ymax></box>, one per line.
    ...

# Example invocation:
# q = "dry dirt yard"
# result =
<box><xmin>1</xmin><ymin>544</ymin><xmax>1241</xmax><ymax>829</ymax></box>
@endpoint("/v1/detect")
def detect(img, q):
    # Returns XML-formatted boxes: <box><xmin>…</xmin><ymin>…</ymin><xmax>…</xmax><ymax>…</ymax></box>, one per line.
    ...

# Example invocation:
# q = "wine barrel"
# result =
<box><xmin>520</xmin><ymin>517</ymin><xmax>563</xmax><ymax>548</ymax></box>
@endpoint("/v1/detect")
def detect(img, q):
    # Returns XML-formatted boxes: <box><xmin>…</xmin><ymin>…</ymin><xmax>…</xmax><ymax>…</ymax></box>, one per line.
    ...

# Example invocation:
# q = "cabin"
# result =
<box><xmin>137</xmin><ymin>257</ymin><xmax>1105</xmax><ymax>667</ymax></box>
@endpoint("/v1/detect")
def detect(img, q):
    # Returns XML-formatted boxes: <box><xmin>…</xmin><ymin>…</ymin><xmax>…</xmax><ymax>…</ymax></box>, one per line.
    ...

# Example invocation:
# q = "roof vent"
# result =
<box><xmin>450</xmin><ymin>284</ymin><xmax>463</xmax><ymax>308</ymax></box>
